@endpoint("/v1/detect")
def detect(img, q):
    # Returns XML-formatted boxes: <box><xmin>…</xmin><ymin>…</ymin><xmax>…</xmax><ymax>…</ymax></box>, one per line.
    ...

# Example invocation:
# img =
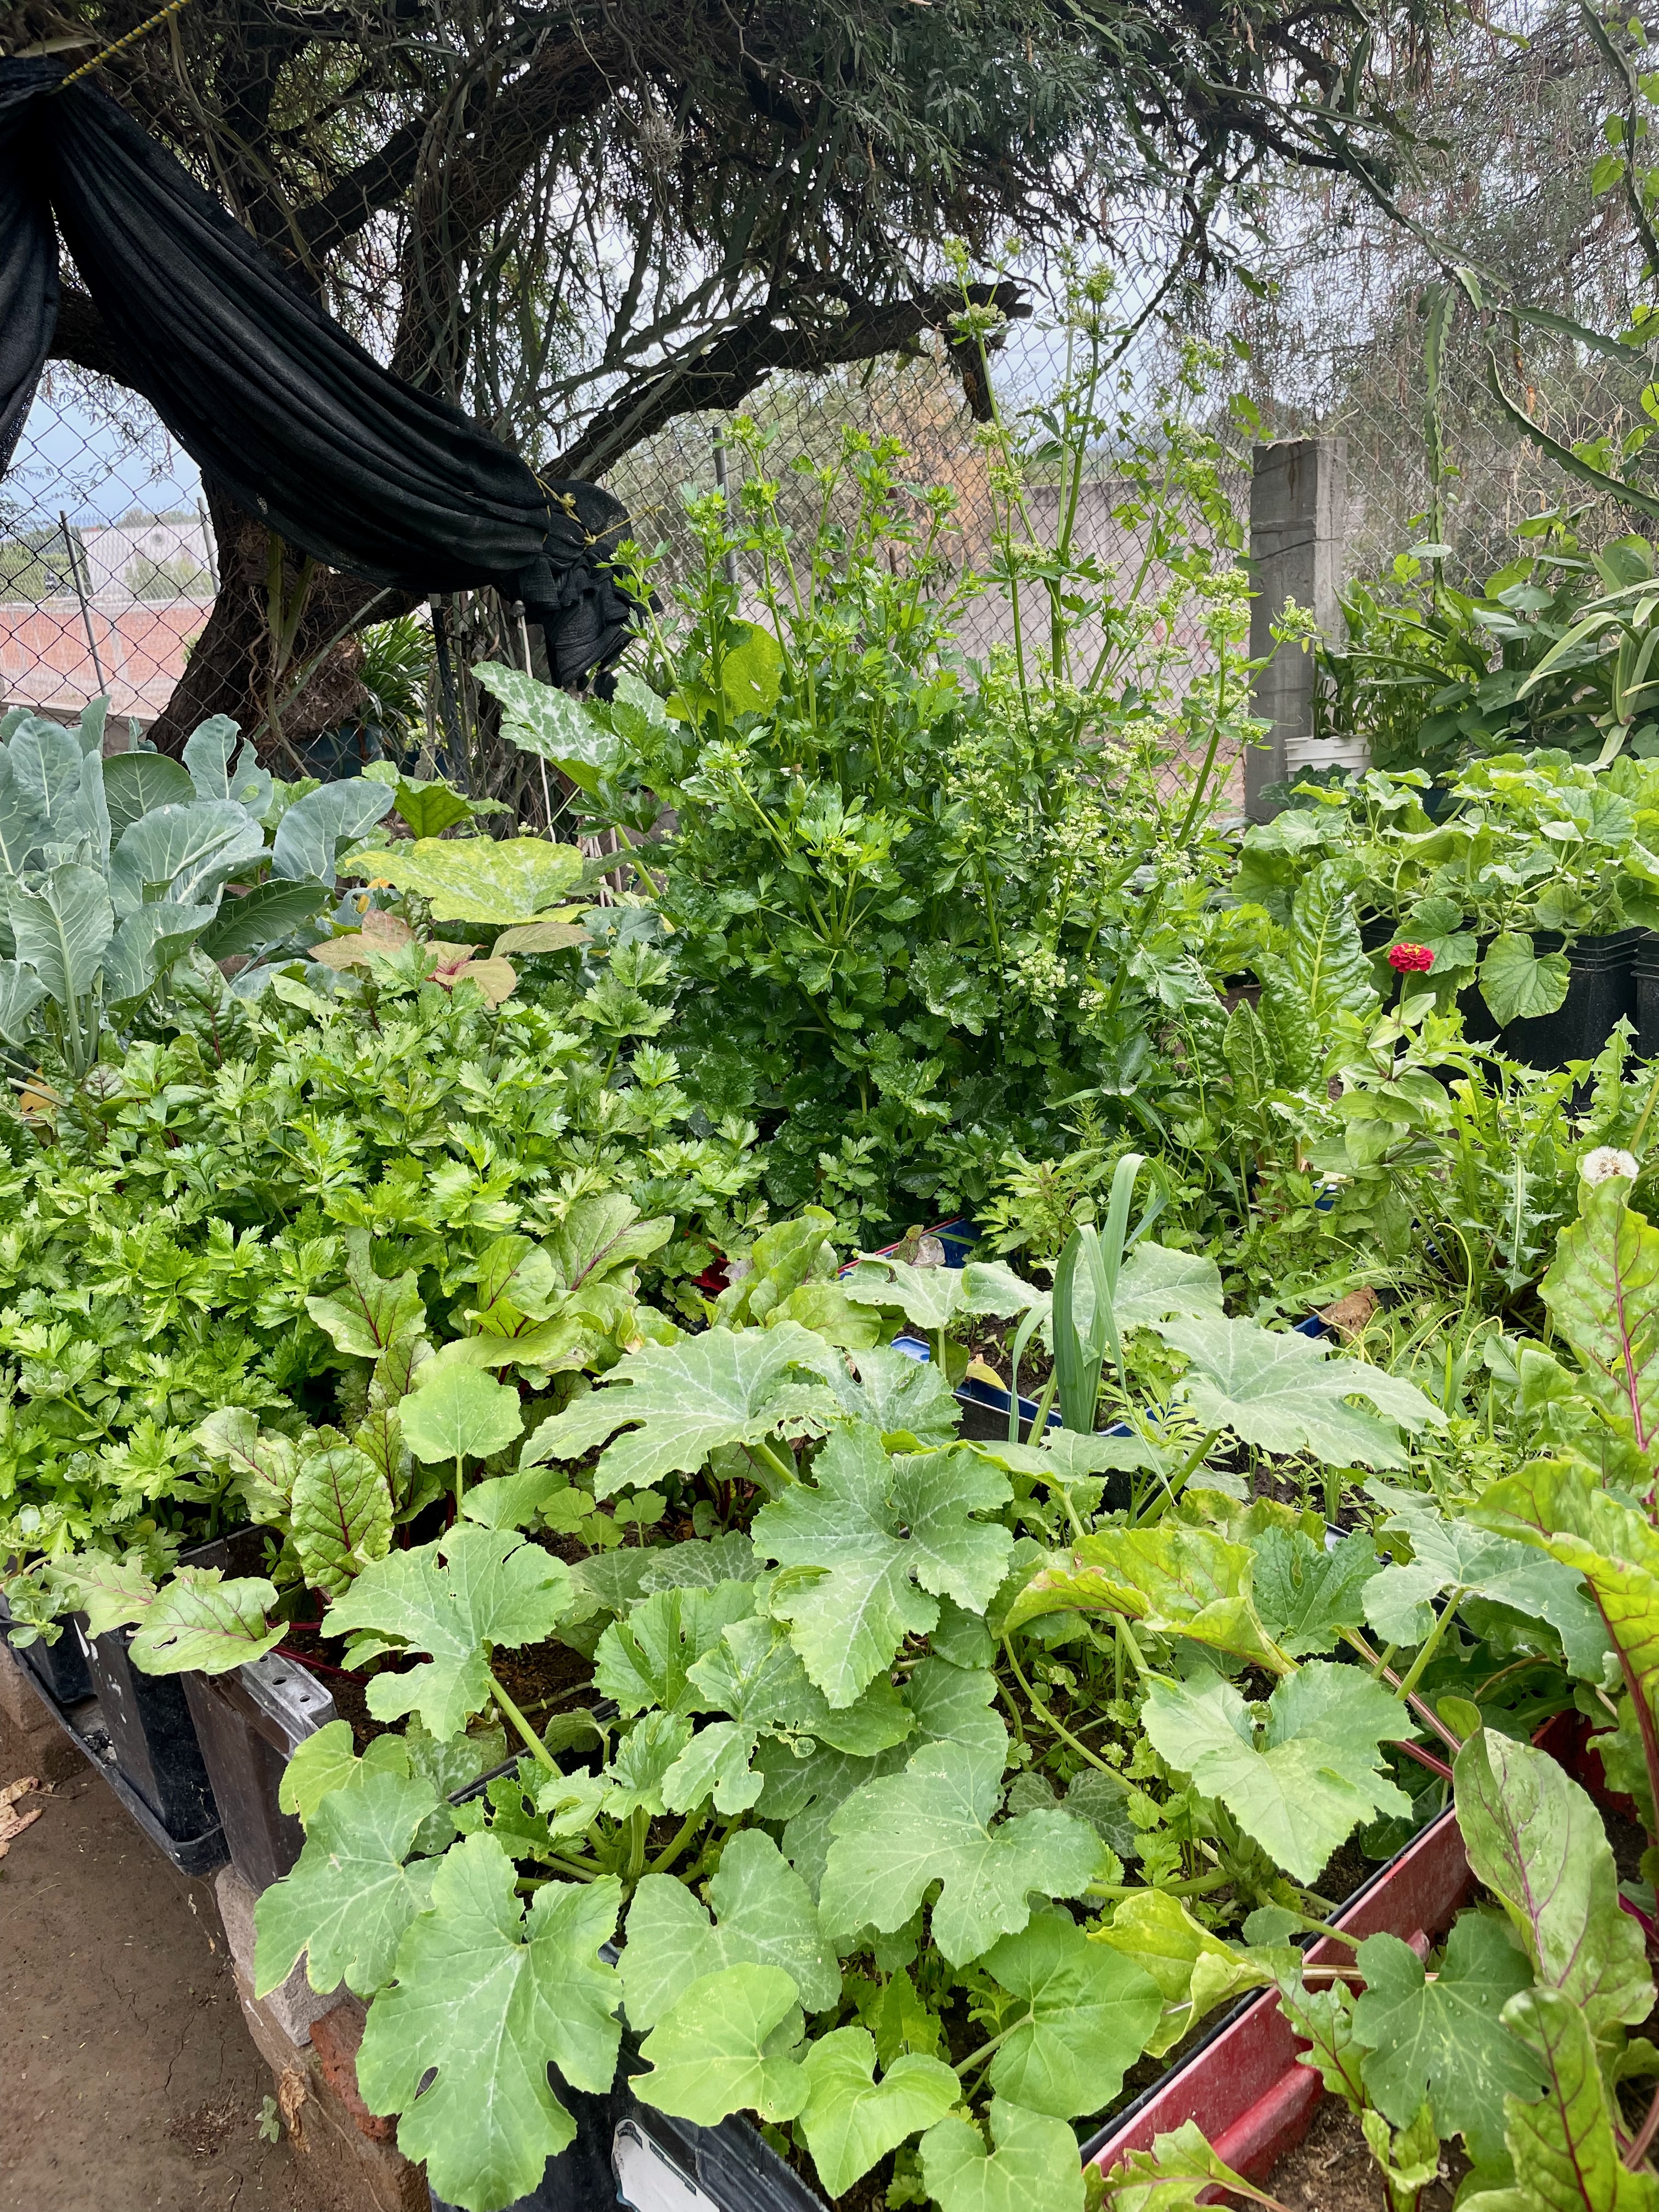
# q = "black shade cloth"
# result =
<box><xmin>0</xmin><ymin>58</ymin><xmax>635</xmax><ymax>684</ymax></box>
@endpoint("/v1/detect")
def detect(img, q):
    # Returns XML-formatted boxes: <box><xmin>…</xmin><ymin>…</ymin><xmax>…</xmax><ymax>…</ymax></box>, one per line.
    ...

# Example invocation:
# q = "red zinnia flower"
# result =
<box><xmin>1386</xmin><ymin>941</ymin><xmax>1435</xmax><ymax>973</ymax></box>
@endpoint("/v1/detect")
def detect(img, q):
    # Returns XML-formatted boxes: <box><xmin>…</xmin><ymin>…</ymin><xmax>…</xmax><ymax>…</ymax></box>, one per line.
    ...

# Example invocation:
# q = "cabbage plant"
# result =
<box><xmin>0</xmin><ymin>701</ymin><xmax>391</xmax><ymax>1082</ymax></box>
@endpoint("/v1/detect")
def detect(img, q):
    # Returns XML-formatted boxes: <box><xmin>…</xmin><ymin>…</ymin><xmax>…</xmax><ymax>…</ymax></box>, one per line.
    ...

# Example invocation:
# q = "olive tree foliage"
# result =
<box><xmin>13</xmin><ymin>0</ymin><xmax>1437</xmax><ymax>746</ymax></box>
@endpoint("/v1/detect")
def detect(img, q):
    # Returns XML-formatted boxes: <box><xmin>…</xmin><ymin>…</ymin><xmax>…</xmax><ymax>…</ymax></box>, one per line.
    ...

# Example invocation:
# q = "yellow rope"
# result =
<box><xmin>53</xmin><ymin>0</ymin><xmax>197</xmax><ymax>90</ymax></box>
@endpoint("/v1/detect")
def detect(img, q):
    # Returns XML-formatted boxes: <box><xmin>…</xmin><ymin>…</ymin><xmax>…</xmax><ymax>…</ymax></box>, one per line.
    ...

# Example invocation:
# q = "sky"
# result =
<box><xmin>3</xmin><ymin>376</ymin><xmax>202</xmax><ymax>532</ymax></box>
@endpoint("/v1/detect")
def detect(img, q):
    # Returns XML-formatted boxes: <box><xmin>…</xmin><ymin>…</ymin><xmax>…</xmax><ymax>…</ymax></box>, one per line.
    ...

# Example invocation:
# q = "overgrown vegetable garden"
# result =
<box><xmin>9</xmin><ymin>276</ymin><xmax>1659</xmax><ymax>2212</ymax></box>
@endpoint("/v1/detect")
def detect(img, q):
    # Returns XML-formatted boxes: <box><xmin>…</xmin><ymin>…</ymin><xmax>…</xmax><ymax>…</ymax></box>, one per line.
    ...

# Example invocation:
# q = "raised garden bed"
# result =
<box><xmin>1084</xmin><ymin>1709</ymin><xmax>1631</xmax><ymax>2199</ymax></box>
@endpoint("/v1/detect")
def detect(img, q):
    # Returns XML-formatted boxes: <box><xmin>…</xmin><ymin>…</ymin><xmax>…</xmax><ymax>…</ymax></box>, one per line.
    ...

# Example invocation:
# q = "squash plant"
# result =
<box><xmin>237</xmin><ymin>1229</ymin><xmax>1562</xmax><ymax>2212</ymax></box>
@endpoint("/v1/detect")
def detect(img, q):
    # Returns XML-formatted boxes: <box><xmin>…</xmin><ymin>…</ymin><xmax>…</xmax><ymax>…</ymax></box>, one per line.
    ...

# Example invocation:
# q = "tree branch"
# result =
<box><xmin>556</xmin><ymin>282</ymin><xmax>1030</xmax><ymax>479</ymax></box>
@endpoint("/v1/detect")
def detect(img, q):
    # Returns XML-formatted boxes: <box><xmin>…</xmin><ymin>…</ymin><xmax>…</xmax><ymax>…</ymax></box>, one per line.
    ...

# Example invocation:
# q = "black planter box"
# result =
<box><xmin>428</xmin><ymin>2067</ymin><xmax>824</xmax><ymax>2212</ymax></box>
<box><xmin>182</xmin><ymin>1651</ymin><xmax>336</xmax><ymax>1895</ymax></box>
<box><xmin>1635</xmin><ymin>933</ymin><xmax>1659</xmax><ymax>1060</ymax></box>
<box><xmin>78</xmin><ymin>1619</ymin><xmax>221</xmax><ymax>1842</ymax></box>
<box><xmin>1460</xmin><ymin>928</ymin><xmax>1643</xmax><ymax>1071</ymax></box>
<box><xmin>0</xmin><ymin>1589</ymin><xmax>93</xmax><ymax>1708</ymax></box>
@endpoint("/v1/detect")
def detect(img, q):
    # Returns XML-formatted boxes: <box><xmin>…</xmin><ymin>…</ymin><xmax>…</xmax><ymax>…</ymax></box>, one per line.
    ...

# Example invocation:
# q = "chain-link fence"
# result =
<box><xmin>1</xmin><ymin>217</ymin><xmax>1643</xmax><ymax>800</ymax></box>
<box><xmin>0</xmin><ymin>364</ymin><xmax>215</xmax><ymax>731</ymax></box>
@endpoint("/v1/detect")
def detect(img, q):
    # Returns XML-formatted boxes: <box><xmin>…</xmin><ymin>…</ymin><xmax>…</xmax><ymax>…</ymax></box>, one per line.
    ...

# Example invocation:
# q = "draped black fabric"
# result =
<box><xmin>0</xmin><ymin>58</ymin><xmax>635</xmax><ymax>684</ymax></box>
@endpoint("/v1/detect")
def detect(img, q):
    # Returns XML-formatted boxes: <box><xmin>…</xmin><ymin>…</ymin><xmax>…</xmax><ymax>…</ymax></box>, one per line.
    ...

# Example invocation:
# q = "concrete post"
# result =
<box><xmin>1245</xmin><ymin>438</ymin><xmax>1347</xmax><ymax>822</ymax></box>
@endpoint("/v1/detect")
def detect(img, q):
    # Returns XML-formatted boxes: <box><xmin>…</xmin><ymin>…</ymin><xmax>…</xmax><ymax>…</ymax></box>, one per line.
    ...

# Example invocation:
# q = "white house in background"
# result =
<box><xmin>78</xmin><ymin>512</ymin><xmax>212</xmax><ymax>597</ymax></box>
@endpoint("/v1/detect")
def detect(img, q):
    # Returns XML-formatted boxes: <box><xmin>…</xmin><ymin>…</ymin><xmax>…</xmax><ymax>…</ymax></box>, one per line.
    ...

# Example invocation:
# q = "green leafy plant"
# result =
<box><xmin>0</xmin><ymin>704</ymin><xmax>390</xmax><ymax>1087</ymax></box>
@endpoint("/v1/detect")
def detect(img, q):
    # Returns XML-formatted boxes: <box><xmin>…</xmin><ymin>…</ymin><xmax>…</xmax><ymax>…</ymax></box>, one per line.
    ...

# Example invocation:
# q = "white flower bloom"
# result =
<box><xmin>1582</xmin><ymin>1147</ymin><xmax>1640</xmax><ymax>1186</ymax></box>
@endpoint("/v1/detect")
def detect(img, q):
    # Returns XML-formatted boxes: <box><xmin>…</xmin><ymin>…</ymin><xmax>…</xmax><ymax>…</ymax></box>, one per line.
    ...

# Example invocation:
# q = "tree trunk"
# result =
<box><xmin>146</xmin><ymin>479</ymin><xmax>394</xmax><ymax>768</ymax></box>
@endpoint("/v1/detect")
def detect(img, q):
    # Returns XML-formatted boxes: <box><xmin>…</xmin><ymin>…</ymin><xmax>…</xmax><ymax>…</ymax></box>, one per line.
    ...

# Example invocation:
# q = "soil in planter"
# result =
<box><xmin>1257</xmin><ymin>2095</ymin><xmax>1468</xmax><ymax>2210</ymax></box>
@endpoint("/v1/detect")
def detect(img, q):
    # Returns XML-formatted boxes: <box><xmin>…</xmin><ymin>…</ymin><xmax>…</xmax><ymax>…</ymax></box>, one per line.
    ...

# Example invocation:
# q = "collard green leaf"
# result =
<box><xmin>521</xmin><ymin>1321</ymin><xmax>839</xmax><ymax>1496</ymax></box>
<box><xmin>305</xmin><ymin>1231</ymin><xmax>426</xmax><ymax>1358</ymax></box>
<box><xmin>324</xmin><ymin>1528</ymin><xmax>574</xmax><ymax>1739</ymax></box>
<box><xmin>1252</xmin><ymin>1525</ymin><xmax>1380</xmax><ymax>1657</ymax></box>
<box><xmin>621</xmin><ymin>1828</ymin><xmax>840</xmax><ymax>2029</ymax></box>
<box><xmin>10</xmin><ymin>716</ymin><xmax>91</xmax><ymax>834</ymax></box>
<box><xmin>196</xmin><ymin>878</ymin><xmax>328</xmax><ymax>962</ymax></box>
<box><xmin>1351</xmin><ymin>1916</ymin><xmax>1543</xmax><ymax>2166</ymax></box>
<box><xmin>127</xmin><ymin>1567</ymin><xmax>284</xmax><ymax>1675</ymax></box>
<box><xmin>1142</xmin><ymin>1662</ymin><xmax>1413</xmax><ymax>1884</ymax></box>
<box><xmin>633</xmin><ymin>1962</ymin><xmax>809</xmax><ymax>2125</ymax></box>
<box><xmin>8</xmin><ymin>862</ymin><xmax>114</xmax><ymax>1003</ymax></box>
<box><xmin>109</xmin><ymin>799</ymin><xmax>264</xmax><ymax>914</ymax></box>
<box><xmin>1541</xmin><ymin>1179</ymin><xmax>1659</xmax><ymax>1449</ymax></box>
<box><xmin>754</xmin><ymin>1425</ymin><xmax>1011</xmax><ymax>1707</ymax></box>
<box><xmin>1489</xmin><ymin>1988</ymin><xmax>1659</xmax><ymax>2212</ymax></box>
<box><xmin>0</xmin><ymin>747</ymin><xmax>46</xmax><ymax>880</ymax></box>
<box><xmin>1481</xmin><ymin>931</ymin><xmax>1571</xmax><ymax>1026</ymax></box>
<box><xmin>797</xmin><ymin>2029</ymin><xmax>960</xmax><ymax>2198</ymax></box>
<box><xmin>1453</xmin><ymin>1729</ymin><xmax>1652</xmax><ymax>2037</ymax></box>
<box><xmin>102</xmin><ymin>900</ymin><xmax>217</xmax><ymax>1003</ymax></box>
<box><xmin>1006</xmin><ymin>1522</ymin><xmax>1291</xmax><ymax>1672</ymax></box>
<box><xmin>401</xmin><ymin>1366</ymin><xmax>523</xmax><ymax>1466</ymax></box>
<box><xmin>270</xmin><ymin>778</ymin><xmax>393</xmax><ymax>886</ymax></box>
<box><xmin>291</xmin><ymin>1444</ymin><xmax>393</xmax><ymax>1597</ymax></box>
<box><xmin>356</xmin><ymin>1835</ymin><xmax>622</xmax><ymax>2211</ymax></box>
<box><xmin>1158</xmin><ymin>1312</ymin><xmax>1443</xmax><ymax>1469</ymax></box>
<box><xmin>920</xmin><ymin>2098</ymin><xmax>1084</xmax><ymax>2212</ymax></box>
<box><xmin>978</xmin><ymin>1910</ymin><xmax>1161</xmax><ymax>2118</ymax></box>
<box><xmin>339</xmin><ymin>835</ymin><xmax>584</xmax><ymax>922</ymax></box>
<box><xmin>182</xmin><ymin>715</ymin><xmax>267</xmax><ymax>811</ymax></box>
<box><xmin>102</xmin><ymin>750</ymin><xmax>193</xmax><ymax>838</ymax></box>
<box><xmin>0</xmin><ymin>958</ymin><xmax>46</xmax><ymax>1040</ymax></box>
<box><xmin>820</xmin><ymin>1739</ymin><xmax>1101</xmax><ymax>1966</ymax></box>
<box><xmin>254</xmin><ymin>1765</ymin><xmax>443</xmax><ymax>1998</ymax></box>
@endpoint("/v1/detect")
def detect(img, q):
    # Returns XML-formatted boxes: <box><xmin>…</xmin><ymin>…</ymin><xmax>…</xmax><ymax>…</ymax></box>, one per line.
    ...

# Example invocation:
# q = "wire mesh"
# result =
<box><xmin>3</xmin><ymin>229</ymin><xmax>1641</xmax><ymax>813</ymax></box>
<box><xmin>0</xmin><ymin>363</ymin><xmax>215</xmax><ymax>735</ymax></box>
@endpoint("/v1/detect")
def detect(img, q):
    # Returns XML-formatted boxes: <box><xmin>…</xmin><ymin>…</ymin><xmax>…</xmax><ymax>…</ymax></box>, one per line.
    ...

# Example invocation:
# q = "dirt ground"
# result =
<box><xmin>0</xmin><ymin>1695</ymin><xmax>335</xmax><ymax>2212</ymax></box>
<box><xmin>1260</xmin><ymin>2093</ymin><xmax>1468</xmax><ymax>2210</ymax></box>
